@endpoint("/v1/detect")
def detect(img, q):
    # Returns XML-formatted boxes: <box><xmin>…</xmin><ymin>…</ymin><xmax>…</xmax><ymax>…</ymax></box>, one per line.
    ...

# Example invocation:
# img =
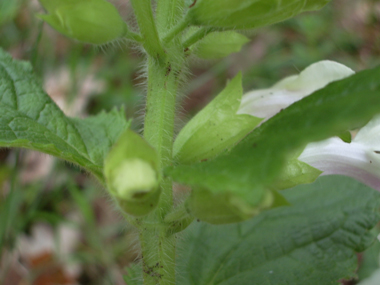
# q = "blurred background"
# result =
<box><xmin>0</xmin><ymin>0</ymin><xmax>379</xmax><ymax>284</ymax></box>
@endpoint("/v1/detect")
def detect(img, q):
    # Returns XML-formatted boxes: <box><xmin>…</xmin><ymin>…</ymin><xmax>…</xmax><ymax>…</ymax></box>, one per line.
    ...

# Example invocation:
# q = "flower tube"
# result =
<box><xmin>298</xmin><ymin>116</ymin><xmax>380</xmax><ymax>191</ymax></box>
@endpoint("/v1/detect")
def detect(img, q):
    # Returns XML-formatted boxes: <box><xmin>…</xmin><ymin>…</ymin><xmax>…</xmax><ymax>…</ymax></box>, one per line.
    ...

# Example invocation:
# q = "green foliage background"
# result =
<box><xmin>0</xmin><ymin>0</ymin><xmax>379</xmax><ymax>284</ymax></box>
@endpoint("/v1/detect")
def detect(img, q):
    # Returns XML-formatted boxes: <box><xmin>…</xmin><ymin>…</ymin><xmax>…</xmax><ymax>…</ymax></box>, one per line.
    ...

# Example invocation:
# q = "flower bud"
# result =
<box><xmin>38</xmin><ymin>0</ymin><xmax>127</xmax><ymax>44</ymax></box>
<box><xmin>104</xmin><ymin>129</ymin><xmax>160</xmax><ymax>217</ymax></box>
<box><xmin>186</xmin><ymin>0</ymin><xmax>331</xmax><ymax>30</ymax></box>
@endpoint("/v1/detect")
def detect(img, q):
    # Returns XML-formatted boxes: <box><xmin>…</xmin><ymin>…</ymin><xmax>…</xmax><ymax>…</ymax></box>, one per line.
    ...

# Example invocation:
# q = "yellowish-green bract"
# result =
<box><xmin>38</xmin><ymin>0</ymin><xmax>127</xmax><ymax>44</ymax></box>
<box><xmin>173</xmin><ymin>73</ymin><xmax>262</xmax><ymax>164</ymax></box>
<box><xmin>186</xmin><ymin>0</ymin><xmax>331</xmax><ymax>29</ymax></box>
<box><xmin>186</xmin><ymin>187</ymin><xmax>275</xmax><ymax>224</ymax></box>
<box><xmin>104</xmin><ymin>129</ymin><xmax>161</xmax><ymax>217</ymax></box>
<box><xmin>193</xmin><ymin>30</ymin><xmax>250</xmax><ymax>59</ymax></box>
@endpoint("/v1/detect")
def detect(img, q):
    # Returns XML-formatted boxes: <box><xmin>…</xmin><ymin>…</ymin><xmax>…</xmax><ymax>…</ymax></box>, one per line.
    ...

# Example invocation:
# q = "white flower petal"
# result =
<box><xmin>354</xmin><ymin>114</ymin><xmax>380</xmax><ymax>149</ymax></box>
<box><xmin>357</xmin><ymin>269</ymin><xmax>380</xmax><ymax>285</ymax></box>
<box><xmin>299</xmin><ymin>137</ymin><xmax>380</xmax><ymax>190</ymax></box>
<box><xmin>238</xmin><ymin>60</ymin><xmax>355</xmax><ymax>119</ymax></box>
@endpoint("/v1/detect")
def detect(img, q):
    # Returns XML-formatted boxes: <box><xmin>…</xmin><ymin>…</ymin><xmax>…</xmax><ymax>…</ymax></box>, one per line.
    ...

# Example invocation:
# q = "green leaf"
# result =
<box><xmin>0</xmin><ymin>48</ymin><xmax>129</xmax><ymax>182</ymax></box>
<box><xmin>177</xmin><ymin>176</ymin><xmax>380</xmax><ymax>285</ymax></box>
<box><xmin>193</xmin><ymin>31</ymin><xmax>250</xmax><ymax>59</ymax></box>
<box><xmin>186</xmin><ymin>0</ymin><xmax>331</xmax><ymax>30</ymax></box>
<box><xmin>167</xmin><ymin>65</ymin><xmax>380</xmax><ymax>204</ymax></box>
<box><xmin>173</xmin><ymin>72</ymin><xmax>262</xmax><ymax>164</ymax></box>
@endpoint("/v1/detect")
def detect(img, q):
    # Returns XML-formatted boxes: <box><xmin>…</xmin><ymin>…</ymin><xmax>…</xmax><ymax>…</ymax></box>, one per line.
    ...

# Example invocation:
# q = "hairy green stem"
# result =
<box><xmin>124</xmin><ymin>31</ymin><xmax>144</xmax><ymax>43</ymax></box>
<box><xmin>130</xmin><ymin>0</ymin><xmax>164</xmax><ymax>58</ymax></box>
<box><xmin>144</xmin><ymin>58</ymin><xmax>177</xmax><ymax>172</ymax></box>
<box><xmin>156</xmin><ymin>0</ymin><xmax>186</xmax><ymax>35</ymax></box>
<box><xmin>140</xmin><ymin>55</ymin><xmax>184</xmax><ymax>284</ymax></box>
<box><xmin>183</xmin><ymin>27</ymin><xmax>215</xmax><ymax>49</ymax></box>
<box><xmin>140</xmin><ymin>59</ymin><xmax>178</xmax><ymax>285</ymax></box>
<box><xmin>162</xmin><ymin>18</ymin><xmax>190</xmax><ymax>44</ymax></box>
<box><xmin>138</xmin><ymin>191</ymin><xmax>176</xmax><ymax>285</ymax></box>
<box><xmin>135</xmin><ymin>1</ymin><xmax>186</xmax><ymax>283</ymax></box>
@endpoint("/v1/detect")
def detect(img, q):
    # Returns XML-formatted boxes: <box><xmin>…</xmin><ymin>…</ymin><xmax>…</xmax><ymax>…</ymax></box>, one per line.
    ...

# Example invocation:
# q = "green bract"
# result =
<box><xmin>38</xmin><ymin>0</ymin><xmax>127</xmax><ymax>44</ymax></box>
<box><xmin>104</xmin><ymin>129</ymin><xmax>160</xmax><ymax>217</ymax></box>
<box><xmin>193</xmin><ymin>31</ymin><xmax>250</xmax><ymax>59</ymax></box>
<box><xmin>186</xmin><ymin>0</ymin><xmax>331</xmax><ymax>29</ymax></box>
<box><xmin>186</xmin><ymin>188</ymin><xmax>272</xmax><ymax>224</ymax></box>
<box><xmin>186</xmin><ymin>187</ymin><xmax>287</xmax><ymax>224</ymax></box>
<box><xmin>173</xmin><ymin>73</ymin><xmax>262</xmax><ymax>164</ymax></box>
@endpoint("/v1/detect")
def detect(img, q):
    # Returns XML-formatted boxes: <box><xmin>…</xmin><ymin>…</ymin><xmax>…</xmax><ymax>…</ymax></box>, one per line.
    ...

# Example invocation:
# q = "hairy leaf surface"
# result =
<box><xmin>177</xmin><ymin>176</ymin><xmax>380</xmax><ymax>285</ymax></box>
<box><xmin>0</xmin><ymin>48</ymin><xmax>129</xmax><ymax>181</ymax></box>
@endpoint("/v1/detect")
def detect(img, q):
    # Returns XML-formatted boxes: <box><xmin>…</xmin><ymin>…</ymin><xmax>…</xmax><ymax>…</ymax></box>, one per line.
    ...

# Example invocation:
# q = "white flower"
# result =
<box><xmin>237</xmin><ymin>60</ymin><xmax>355</xmax><ymax>119</ymax></box>
<box><xmin>237</xmin><ymin>60</ymin><xmax>380</xmax><ymax>190</ymax></box>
